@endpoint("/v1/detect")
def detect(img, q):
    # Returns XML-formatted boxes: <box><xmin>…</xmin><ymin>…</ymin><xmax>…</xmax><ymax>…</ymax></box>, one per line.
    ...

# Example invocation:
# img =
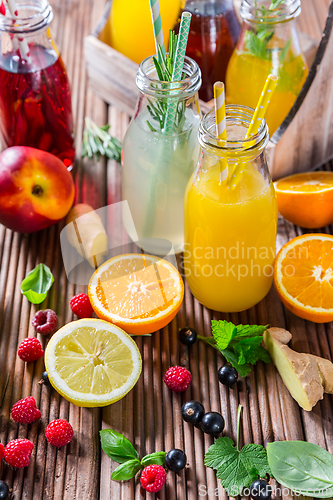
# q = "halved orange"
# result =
<box><xmin>274</xmin><ymin>172</ymin><xmax>333</xmax><ymax>228</ymax></box>
<box><xmin>274</xmin><ymin>234</ymin><xmax>333</xmax><ymax>323</ymax></box>
<box><xmin>88</xmin><ymin>254</ymin><xmax>184</xmax><ymax>335</ymax></box>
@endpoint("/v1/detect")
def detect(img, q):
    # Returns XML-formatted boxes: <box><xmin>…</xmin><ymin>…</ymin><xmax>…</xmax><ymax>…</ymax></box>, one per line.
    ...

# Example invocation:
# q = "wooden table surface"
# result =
<box><xmin>0</xmin><ymin>0</ymin><xmax>332</xmax><ymax>499</ymax></box>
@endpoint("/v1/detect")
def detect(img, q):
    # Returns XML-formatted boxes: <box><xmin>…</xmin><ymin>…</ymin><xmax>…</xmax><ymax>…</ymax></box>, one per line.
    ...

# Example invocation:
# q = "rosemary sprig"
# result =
<box><xmin>82</xmin><ymin>117</ymin><xmax>122</xmax><ymax>162</ymax></box>
<box><xmin>147</xmin><ymin>30</ymin><xmax>187</xmax><ymax>134</ymax></box>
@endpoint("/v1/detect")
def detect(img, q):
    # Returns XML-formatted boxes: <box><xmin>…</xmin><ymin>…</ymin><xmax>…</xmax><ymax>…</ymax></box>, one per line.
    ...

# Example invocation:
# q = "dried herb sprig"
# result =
<box><xmin>82</xmin><ymin>117</ymin><xmax>122</xmax><ymax>162</ymax></box>
<box><xmin>147</xmin><ymin>30</ymin><xmax>186</xmax><ymax>133</ymax></box>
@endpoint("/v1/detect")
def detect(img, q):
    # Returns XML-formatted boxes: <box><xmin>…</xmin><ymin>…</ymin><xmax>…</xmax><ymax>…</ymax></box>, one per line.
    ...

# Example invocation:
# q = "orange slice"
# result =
<box><xmin>274</xmin><ymin>234</ymin><xmax>333</xmax><ymax>323</ymax></box>
<box><xmin>274</xmin><ymin>172</ymin><xmax>333</xmax><ymax>228</ymax></box>
<box><xmin>88</xmin><ymin>254</ymin><xmax>184</xmax><ymax>335</ymax></box>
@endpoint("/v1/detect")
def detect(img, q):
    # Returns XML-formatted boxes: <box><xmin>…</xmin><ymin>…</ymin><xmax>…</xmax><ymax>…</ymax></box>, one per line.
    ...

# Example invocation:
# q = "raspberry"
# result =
<box><xmin>18</xmin><ymin>338</ymin><xmax>44</xmax><ymax>362</ymax></box>
<box><xmin>140</xmin><ymin>465</ymin><xmax>167</xmax><ymax>493</ymax></box>
<box><xmin>0</xmin><ymin>443</ymin><xmax>4</xmax><ymax>460</ymax></box>
<box><xmin>11</xmin><ymin>397</ymin><xmax>41</xmax><ymax>424</ymax></box>
<box><xmin>32</xmin><ymin>309</ymin><xmax>58</xmax><ymax>335</ymax></box>
<box><xmin>45</xmin><ymin>419</ymin><xmax>73</xmax><ymax>447</ymax></box>
<box><xmin>70</xmin><ymin>294</ymin><xmax>93</xmax><ymax>319</ymax></box>
<box><xmin>164</xmin><ymin>366</ymin><xmax>192</xmax><ymax>392</ymax></box>
<box><xmin>4</xmin><ymin>439</ymin><xmax>34</xmax><ymax>468</ymax></box>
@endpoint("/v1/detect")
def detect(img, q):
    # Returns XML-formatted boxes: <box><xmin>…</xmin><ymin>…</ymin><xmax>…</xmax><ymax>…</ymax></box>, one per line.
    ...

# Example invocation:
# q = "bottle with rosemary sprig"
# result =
<box><xmin>121</xmin><ymin>31</ymin><xmax>202</xmax><ymax>255</ymax></box>
<box><xmin>225</xmin><ymin>0</ymin><xmax>308</xmax><ymax>136</ymax></box>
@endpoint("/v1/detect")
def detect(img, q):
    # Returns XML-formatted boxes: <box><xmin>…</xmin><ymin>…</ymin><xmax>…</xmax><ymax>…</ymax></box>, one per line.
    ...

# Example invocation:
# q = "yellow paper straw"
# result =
<box><xmin>229</xmin><ymin>74</ymin><xmax>278</xmax><ymax>189</ymax></box>
<box><xmin>213</xmin><ymin>82</ymin><xmax>228</xmax><ymax>182</ymax></box>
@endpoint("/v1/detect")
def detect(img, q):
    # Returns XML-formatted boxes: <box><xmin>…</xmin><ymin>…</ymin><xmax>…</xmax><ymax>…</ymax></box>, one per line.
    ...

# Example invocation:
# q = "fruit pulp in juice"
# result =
<box><xmin>0</xmin><ymin>44</ymin><xmax>75</xmax><ymax>167</ymax></box>
<box><xmin>122</xmin><ymin>108</ymin><xmax>200</xmax><ymax>255</ymax></box>
<box><xmin>109</xmin><ymin>0</ymin><xmax>183</xmax><ymax>64</ymax></box>
<box><xmin>181</xmin><ymin>1</ymin><xmax>240</xmax><ymax>102</ymax></box>
<box><xmin>184</xmin><ymin>158</ymin><xmax>278</xmax><ymax>312</ymax></box>
<box><xmin>226</xmin><ymin>45</ymin><xmax>308</xmax><ymax>135</ymax></box>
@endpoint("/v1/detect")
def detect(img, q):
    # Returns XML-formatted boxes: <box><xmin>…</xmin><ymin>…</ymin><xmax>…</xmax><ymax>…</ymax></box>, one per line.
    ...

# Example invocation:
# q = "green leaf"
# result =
<box><xmin>21</xmin><ymin>263</ymin><xmax>54</xmax><ymax>304</ymax></box>
<box><xmin>270</xmin><ymin>0</ymin><xmax>286</xmax><ymax>10</ymax></box>
<box><xmin>267</xmin><ymin>441</ymin><xmax>333</xmax><ymax>497</ymax></box>
<box><xmin>212</xmin><ymin>320</ymin><xmax>237</xmax><ymax>350</ymax></box>
<box><xmin>205</xmin><ymin>438</ymin><xmax>271</xmax><ymax>496</ymax></box>
<box><xmin>245</xmin><ymin>30</ymin><xmax>268</xmax><ymax>59</ymax></box>
<box><xmin>221</xmin><ymin>349</ymin><xmax>251</xmax><ymax>377</ymax></box>
<box><xmin>234</xmin><ymin>324</ymin><xmax>269</xmax><ymax>339</ymax></box>
<box><xmin>141</xmin><ymin>451</ymin><xmax>167</xmax><ymax>467</ymax></box>
<box><xmin>279</xmin><ymin>37</ymin><xmax>292</xmax><ymax>63</ymax></box>
<box><xmin>82</xmin><ymin>117</ymin><xmax>122</xmax><ymax>162</ymax></box>
<box><xmin>111</xmin><ymin>459</ymin><xmax>142</xmax><ymax>481</ymax></box>
<box><xmin>100</xmin><ymin>430</ymin><xmax>139</xmax><ymax>464</ymax></box>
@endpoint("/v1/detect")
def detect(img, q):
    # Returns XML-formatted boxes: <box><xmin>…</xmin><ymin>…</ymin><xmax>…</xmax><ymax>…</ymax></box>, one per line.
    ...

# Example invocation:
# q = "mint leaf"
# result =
<box><xmin>205</xmin><ymin>438</ymin><xmax>271</xmax><ymax>496</ymax></box>
<box><xmin>212</xmin><ymin>320</ymin><xmax>237</xmax><ymax>350</ymax></box>
<box><xmin>111</xmin><ymin>459</ymin><xmax>142</xmax><ymax>481</ymax></box>
<box><xmin>221</xmin><ymin>349</ymin><xmax>251</xmax><ymax>377</ymax></box>
<box><xmin>234</xmin><ymin>324</ymin><xmax>269</xmax><ymax>339</ymax></box>
<box><xmin>100</xmin><ymin>430</ymin><xmax>139</xmax><ymax>463</ymax></box>
<box><xmin>21</xmin><ymin>263</ymin><xmax>54</xmax><ymax>304</ymax></box>
<box><xmin>245</xmin><ymin>31</ymin><xmax>268</xmax><ymax>60</ymax></box>
<box><xmin>279</xmin><ymin>37</ymin><xmax>292</xmax><ymax>63</ymax></box>
<box><xmin>141</xmin><ymin>451</ymin><xmax>167</xmax><ymax>467</ymax></box>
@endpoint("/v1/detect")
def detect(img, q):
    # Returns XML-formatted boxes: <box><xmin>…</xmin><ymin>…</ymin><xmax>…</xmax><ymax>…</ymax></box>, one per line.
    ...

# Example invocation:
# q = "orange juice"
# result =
<box><xmin>108</xmin><ymin>0</ymin><xmax>184</xmax><ymax>64</ymax></box>
<box><xmin>183</xmin><ymin>107</ymin><xmax>278</xmax><ymax>312</ymax></box>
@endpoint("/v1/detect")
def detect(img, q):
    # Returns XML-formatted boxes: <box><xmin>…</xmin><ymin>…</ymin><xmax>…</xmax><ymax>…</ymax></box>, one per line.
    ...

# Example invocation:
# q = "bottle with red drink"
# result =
<box><xmin>180</xmin><ymin>0</ymin><xmax>241</xmax><ymax>102</ymax></box>
<box><xmin>0</xmin><ymin>0</ymin><xmax>75</xmax><ymax>169</ymax></box>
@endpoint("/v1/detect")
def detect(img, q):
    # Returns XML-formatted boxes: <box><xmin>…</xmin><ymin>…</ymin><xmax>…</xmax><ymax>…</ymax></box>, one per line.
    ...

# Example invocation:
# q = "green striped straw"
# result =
<box><xmin>164</xmin><ymin>12</ymin><xmax>192</xmax><ymax>134</ymax></box>
<box><xmin>149</xmin><ymin>0</ymin><xmax>166</xmax><ymax>62</ymax></box>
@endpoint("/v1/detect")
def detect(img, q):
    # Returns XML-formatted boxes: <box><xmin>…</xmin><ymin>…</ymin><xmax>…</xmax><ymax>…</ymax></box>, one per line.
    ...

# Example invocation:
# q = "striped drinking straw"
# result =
<box><xmin>149</xmin><ymin>0</ymin><xmax>166</xmax><ymax>61</ymax></box>
<box><xmin>214</xmin><ymin>82</ymin><xmax>228</xmax><ymax>182</ymax></box>
<box><xmin>229</xmin><ymin>74</ymin><xmax>278</xmax><ymax>189</ymax></box>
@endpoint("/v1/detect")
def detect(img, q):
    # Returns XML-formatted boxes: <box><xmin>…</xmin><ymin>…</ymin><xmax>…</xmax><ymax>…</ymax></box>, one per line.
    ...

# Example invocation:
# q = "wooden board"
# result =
<box><xmin>1</xmin><ymin>1</ymin><xmax>333</xmax><ymax>499</ymax></box>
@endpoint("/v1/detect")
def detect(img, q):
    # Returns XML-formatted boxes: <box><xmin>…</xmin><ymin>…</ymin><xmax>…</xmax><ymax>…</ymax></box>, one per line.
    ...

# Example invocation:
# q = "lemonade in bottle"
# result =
<box><xmin>108</xmin><ymin>0</ymin><xmax>184</xmax><ymax>64</ymax></box>
<box><xmin>184</xmin><ymin>106</ymin><xmax>278</xmax><ymax>312</ymax></box>
<box><xmin>226</xmin><ymin>0</ymin><xmax>308</xmax><ymax>135</ymax></box>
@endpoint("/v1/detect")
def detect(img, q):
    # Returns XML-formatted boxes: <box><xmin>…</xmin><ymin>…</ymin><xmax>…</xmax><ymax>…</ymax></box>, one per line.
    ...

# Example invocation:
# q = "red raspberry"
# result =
<box><xmin>11</xmin><ymin>397</ymin><xmax>41</xmax><ymax>424</ymax></box>
<box><xmin>140</xmin><ymin>465</ymin><xmax>166</xmax><ymax>493</ymax></box>
<box><xmin>4</xmin><ymin>439</ymin><xmax>34</xmax><ymax>468</ymax></box>
<box><xmin>164</xmin><ymin>366</ymin><xmax>192</xmax><ymax>392</ymax></box>
<box><xmin>32</xmin><ymin>309</ymin><xmax>58</xmax><ymax>335</ymax></box>
<box><xmin>18</xmin><ymin>338</ymin><xmax>44</xmax><ymax>362</ymax></box>
<box><xmin>0</xmin><ymin>443</ymin><xmax>4</xmax><ymax>460</ymax></box>
<box><xmin>70</xmin><ymin>294</ymin><xmax>93</xmax><ymax>319</ymax></box>
<box><xmin>45</xmin><ymin>419</ymin><xmax>73</xmax><ymax>447</ymax></box>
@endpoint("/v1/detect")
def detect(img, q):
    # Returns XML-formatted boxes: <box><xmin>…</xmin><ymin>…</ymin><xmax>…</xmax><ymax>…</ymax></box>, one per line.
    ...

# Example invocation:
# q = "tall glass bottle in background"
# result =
<box><xmin>178</xmin><ymin>0</ymin><xmax>240</xmax><ymax>101</ymax></box>
<box><xmin>226</xmin><ymin>0</ymin><xmax>308</xmax><ymax>136</ymax></box>
<box><xmin>122</xmin><ymin>56</ymin><xmax>202</xmax><ymax>255</ymax></box>
<box><xmin>0</xmin><ymin>0</ymin><xmax>75</xmax><ymax>168</ymax></box>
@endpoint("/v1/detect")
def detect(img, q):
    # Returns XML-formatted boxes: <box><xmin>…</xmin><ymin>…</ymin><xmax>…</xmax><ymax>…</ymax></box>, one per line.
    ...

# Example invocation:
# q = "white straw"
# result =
<box><xmin>6</xmin><ymin>0</ymin><xmax>31</xmax><ymax>62</ymax></box>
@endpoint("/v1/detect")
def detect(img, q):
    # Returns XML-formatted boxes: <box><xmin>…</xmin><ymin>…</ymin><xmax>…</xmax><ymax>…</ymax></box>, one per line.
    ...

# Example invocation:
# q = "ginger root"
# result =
<box><xmin>263</xmin><ymin>327</ymin><xmax>333</xmax><ymax>411</ymax></box>
<box><xmin>66</xmin><ymin>204</ymin><xmax>108</xmax><ymax>268</ymax></box>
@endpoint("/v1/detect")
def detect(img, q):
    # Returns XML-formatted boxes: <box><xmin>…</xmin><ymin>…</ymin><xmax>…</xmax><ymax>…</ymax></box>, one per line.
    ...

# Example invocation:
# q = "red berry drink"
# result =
<box><xmin>0</xmin><ymin>44</ymin><xmax>75</xmax><ymax>168</ymax></box>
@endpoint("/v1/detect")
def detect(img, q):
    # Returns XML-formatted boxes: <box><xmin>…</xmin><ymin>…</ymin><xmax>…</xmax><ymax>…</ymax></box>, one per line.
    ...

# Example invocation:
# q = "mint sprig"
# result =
<box><xmin>198</xmin><ymin>321</ymin><xmax>270</xmax><ymax>377</ymax></box>
<box><xmin>205</xmin><ymin>406</ymin><xmax>272</xmax><ymax>496</ymax></box>
<box><xmin>100</xmin><ymin>430</ymin><xmax>167</xmax><ymax>481</ymax></box>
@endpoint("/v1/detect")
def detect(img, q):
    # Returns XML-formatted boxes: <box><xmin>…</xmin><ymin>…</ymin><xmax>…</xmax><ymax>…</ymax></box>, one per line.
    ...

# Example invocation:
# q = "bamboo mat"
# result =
<box><xmin>0</xmin><ymin>0</ymin><xmax>332</xmax><ymax>499</ymax></box>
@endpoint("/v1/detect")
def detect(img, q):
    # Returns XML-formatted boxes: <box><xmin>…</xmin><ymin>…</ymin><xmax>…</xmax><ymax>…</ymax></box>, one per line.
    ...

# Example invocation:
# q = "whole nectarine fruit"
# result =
<box><xmin>0</xmin><ymin>146</ymin><xmax>75</xmax><ymax>233</ymax></box>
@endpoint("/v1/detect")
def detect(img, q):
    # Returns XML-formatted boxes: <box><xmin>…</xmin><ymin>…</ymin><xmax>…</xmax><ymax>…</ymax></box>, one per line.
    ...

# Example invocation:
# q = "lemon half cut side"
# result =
<box><xmin>45</xmin><ymin>319</ymin><xmax>142</xmax><ymax>407</ymax></box>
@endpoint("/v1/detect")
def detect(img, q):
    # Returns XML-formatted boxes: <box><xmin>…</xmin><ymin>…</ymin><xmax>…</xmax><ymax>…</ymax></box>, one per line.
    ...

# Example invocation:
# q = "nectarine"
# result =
<box><xmin>0</xmin><ymin>146</ymin><xmax>75</xmax><ymax>233</ymax></box>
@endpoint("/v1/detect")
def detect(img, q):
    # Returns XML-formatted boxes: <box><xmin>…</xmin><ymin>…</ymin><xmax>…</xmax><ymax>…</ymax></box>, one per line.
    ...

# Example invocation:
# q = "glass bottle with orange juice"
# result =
<box><xmin>226</xmin><ymin>0</ymin><xmax>308</xmax><ymax>135</ymax></box>
<box><xmin>108</xmin><ymin>0</ymin><xmax>185</xmax><ymax>64</ymax></box>
<box><xmin>183</xmin><ymin>105</ymin><xmax>278</xmax><ymax>312</ymax></box>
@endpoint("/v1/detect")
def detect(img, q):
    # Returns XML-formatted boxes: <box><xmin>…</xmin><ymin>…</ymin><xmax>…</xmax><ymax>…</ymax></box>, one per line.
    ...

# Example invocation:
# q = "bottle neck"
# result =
<box><xmin>0</xmin><ymin>0</ymin><xmax>53</xmax><ymax>35</ymax></box>
<box><xmin>240</xmin><ymin>0</ymin><xmax>301</xmax><ymax>26</ymax></box>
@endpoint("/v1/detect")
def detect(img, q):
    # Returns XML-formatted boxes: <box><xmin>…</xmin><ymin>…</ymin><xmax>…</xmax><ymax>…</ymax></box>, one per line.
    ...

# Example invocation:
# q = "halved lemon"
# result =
<box><xmin>88</xmin><ymin>254</ymin><xmax>184</xmax><ymax>335</ymax></box>
<box><xmin>274</xmin><ymin>234</ymin><xmax>333</xmax><ymax>323</ymax></box>
<box><xmin>274</xmin><ymin>172</ymin><xmax>333</xmax><ymax>228</ymax></box>
<box><xmin>45</xmin><ymin>319</ymin><xmax>142</xmax><ymax>407</ymax></box>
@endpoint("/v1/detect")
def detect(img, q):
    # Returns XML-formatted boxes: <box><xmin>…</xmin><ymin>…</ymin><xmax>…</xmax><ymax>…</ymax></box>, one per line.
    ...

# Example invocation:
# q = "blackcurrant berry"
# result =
<box><xmin>181</xmin><ymin>401</ymin><xmax>205</xmax><ymax>425</ymax></box>
<box><xmin>42</xmin><ymin>371</ymin><xmax>50</xmax><ymax>385</ymax></box>
<box><xmin>201</xmin><ymin>412</ymin><xmax>225</xmax><ymax>435</ymax></box>
<box><xmin>0</xmin><ymin>481</ymin><xmax>9</xmax><ymax>500</ymax></box>
<box><xmin>218</xmin><ymin>365</ymin><xmax>238</xmax><ymax>386</ymax></box>
<box><xmin>250</xmin><ymin>479</ymin><xmax>272</xmax><ymax>500</ymax></box>
<box><xmin>165</xmin><ymin>449</ymin><xmax>187</xmax><ymax>472</ymax></box>
<box><xmin>179</xmin><ymin>327</ymin><xmax>197</xmax><ymax>346</ymax></box>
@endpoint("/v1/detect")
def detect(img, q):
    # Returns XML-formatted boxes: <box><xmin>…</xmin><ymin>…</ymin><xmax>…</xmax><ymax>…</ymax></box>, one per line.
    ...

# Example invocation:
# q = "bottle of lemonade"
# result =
<box><xmin>226</xmin><ymin>0</ymin><xmax>308</xmax><ymax>136</ymax></box>
<box><xmin>122</xmin><ymin>56</ymin><xmax>202</xmax><ymax>255</ymax></box>
<box><xmin>109</xmin><ymin>0</ymin><xmax>185</xmax><ymax>64</ymax></box>
<box><xmin>184</xmin><ymin>106</ymin><xmax>278</xmax><ymax>312</ymax></box>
